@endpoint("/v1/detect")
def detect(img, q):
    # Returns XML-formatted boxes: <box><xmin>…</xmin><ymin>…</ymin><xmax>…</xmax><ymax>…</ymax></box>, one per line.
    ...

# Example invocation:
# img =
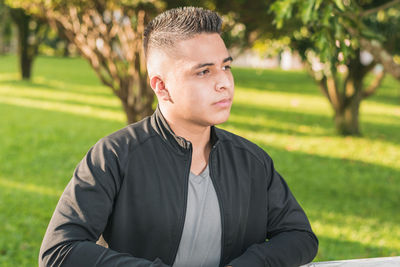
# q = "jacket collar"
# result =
<box><xmin>150</xmin><ymin>106</ymin><xmax>219</xmax><ymax>154</ymax></box>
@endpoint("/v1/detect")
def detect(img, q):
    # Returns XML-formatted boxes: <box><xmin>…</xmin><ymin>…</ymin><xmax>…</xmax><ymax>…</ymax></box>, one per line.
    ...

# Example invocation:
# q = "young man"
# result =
<box><xmin>39</xmin><ymin>7</ymin><xmax>318</xmax><ymax>267</ymax></box>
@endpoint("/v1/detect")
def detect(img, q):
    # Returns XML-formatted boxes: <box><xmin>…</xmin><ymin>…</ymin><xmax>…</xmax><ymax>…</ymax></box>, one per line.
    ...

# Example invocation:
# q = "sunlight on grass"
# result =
<box><xmin>230</xmin><ymin>112</ymin><xmax>330</xmax><ymax>135</ymax></box>
<box><xmin>0</xmin><ymin>95</ymin><xmax>125</xmax><ymax>122</ymax></box>
<box><xmin>235</xmin><ymin>88</ymin><xmax>333</xmax><ymax>116</ymax></box>
<box><xmin>0</xmin><ymin>85</ymin><xmax>121</xmax><ymax>108</ymax></box>
<box><xmin>0</xmin><ymin>177</ymin><xmax>62</xmax><ymax>197</ymax></box>
<box><xmin>313</xmin><ymin>220</ymin><xmax>400</xmax><ymax>251</ymax></box>
<box><xmin>312</xmin><ymin>211</ymin><xmax>400</xmax><ymax>252</ymax></box>
<box><xmin>361</xmin><ymin>101</ymin><xmax>400</xmax><ymax>123</ymax></box>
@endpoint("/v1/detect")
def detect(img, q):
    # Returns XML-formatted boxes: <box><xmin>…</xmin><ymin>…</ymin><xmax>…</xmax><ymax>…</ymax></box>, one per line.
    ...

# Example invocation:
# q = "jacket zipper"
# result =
<box><xmin>208</xmin><ymin>143</ymin><xmax>226</xmax><ymax>267</ymax></box>
<box><xmin>170</xmin><ymin>142</ymin><xmax>193</xmax><ymax>265</ymax></box>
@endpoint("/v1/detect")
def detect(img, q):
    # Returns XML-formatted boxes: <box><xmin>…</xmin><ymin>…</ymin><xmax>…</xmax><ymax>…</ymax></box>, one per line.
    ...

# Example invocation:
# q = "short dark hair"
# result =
<box><xmin>143</xmin><ymin>7</ymin><xmax>222</xmax><ymax>58</ymax></box>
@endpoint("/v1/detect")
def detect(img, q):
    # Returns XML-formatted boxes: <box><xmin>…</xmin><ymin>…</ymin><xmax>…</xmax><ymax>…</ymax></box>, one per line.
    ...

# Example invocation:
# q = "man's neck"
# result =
<box><xmin>172</xmin><ymin>123</ymin><xmax>211</xmax><ymax>175</ymax></box>
<box><xmin>160</xmin><ymin>107</ymin><xmax>212</xmax><ymax>175</ymax></box>
<box><xmin>166</xmin><ymin>117</ymin><xmax>211</xmax><ymax>149</ymax></box>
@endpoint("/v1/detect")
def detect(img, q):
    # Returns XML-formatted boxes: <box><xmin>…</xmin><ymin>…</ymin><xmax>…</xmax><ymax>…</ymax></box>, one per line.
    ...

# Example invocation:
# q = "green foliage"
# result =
<box><xmin>270</xmin><ymin>0</ymin><xmax>400</xmax><ymax>65</ymax></box>
<box><xmin>1</xmin><ymin>55</ymin><xmax>399</xmax><ymax>265</ymax></box>
<box><xmin>5</xmin><ymin>0</ymin><xmax>164</xmax><ymax>17</ymax></box>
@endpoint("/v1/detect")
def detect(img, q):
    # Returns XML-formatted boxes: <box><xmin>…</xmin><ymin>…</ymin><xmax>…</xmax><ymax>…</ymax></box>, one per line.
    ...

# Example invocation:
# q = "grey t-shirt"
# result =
<box><xmin>173</xmin><ymin>165</ymin><xmax>222</xmax><ymax>267</ymax></box>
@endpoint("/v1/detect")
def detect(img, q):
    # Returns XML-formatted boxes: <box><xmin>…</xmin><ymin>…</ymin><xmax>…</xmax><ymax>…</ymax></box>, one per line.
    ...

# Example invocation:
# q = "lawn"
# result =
<box><xmin>0</xmin><ymin>54</ymin><xmax>399</xmax><ymax>266</ymax></box>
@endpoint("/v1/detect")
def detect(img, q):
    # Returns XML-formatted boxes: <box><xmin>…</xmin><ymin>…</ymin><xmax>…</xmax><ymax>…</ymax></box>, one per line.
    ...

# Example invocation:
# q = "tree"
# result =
<box><xmin>8</xmin><ymin>0</ymin><xmax>164</xmax><ymax>123</ymax></box>
<box><xmin>270</xmin><ymin>0</ymin><xmax>400</xmax><ymax>135</ymax></box>
<box><xmin>7</xmin><ymin>6</ymin><xmax>47</xmax><ymax>80</ymax></box>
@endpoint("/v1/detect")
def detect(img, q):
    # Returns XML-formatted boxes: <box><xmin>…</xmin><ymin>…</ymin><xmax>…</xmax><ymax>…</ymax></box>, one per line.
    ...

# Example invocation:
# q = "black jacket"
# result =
<box><xmin>39</xmin><ymin>107</ymin><xmax>318</xmax><ymax>267</ymax></box>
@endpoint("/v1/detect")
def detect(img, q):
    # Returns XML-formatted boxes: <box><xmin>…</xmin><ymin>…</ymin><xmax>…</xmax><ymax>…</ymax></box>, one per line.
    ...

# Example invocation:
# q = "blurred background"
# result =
<box><xmin>0</xmin><ymin>0</ymin><xmax>399</xmax><ymax>266</ymax></box>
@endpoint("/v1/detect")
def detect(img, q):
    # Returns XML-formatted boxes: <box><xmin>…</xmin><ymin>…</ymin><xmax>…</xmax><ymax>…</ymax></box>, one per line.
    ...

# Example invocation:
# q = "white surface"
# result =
<box><xmin>302</xmin><ymin>257</ymin><xmax>400</xmax><ymax>267</ymax></box>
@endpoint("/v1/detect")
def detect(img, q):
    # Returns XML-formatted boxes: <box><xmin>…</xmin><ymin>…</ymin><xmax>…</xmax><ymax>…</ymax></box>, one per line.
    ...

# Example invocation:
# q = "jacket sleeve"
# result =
<box><xmin>39</xmin><ymin>138</ymin><xmax>169</xmax><ymax>267</ymax></box>
<box><xmin>227</xmin><ymin>155</ymin><xmax>318</xmax><ymax>267</ymax></box>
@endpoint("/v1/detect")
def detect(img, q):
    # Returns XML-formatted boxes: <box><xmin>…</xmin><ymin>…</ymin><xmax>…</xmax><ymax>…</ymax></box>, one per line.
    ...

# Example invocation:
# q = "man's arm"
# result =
<box><xmin>227</xmin><ymin>156</ymin><xmax>318</xmax><ymax>267</ymax></box>
<box><xmin>39</xmin><ymin>139</ymin><xmax>169</xmax><ymax>267</ymax></box>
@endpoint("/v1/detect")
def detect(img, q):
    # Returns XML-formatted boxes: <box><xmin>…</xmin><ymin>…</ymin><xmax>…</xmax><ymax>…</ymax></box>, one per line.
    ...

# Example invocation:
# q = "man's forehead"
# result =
<box><xmin>170</xmin><ymin>35</ymin><xmax>230</xmax><ymax>64</ymax></box>
<box><xmin>179</xmin><ymin>53</ymin><xmax>232</xmax><ymax>65</ymax></box>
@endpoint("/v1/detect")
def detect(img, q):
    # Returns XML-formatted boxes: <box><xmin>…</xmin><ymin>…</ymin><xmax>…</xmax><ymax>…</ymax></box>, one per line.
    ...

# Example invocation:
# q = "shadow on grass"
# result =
<box><xmin>34</xmin><ymin>56</ymin><xmax>103</xmax><ymax>86</ymax></box>
<box><xmin>232</xmin><ymin>68</ymin><xmax>322</xmax><ymax>95</ymax></box>
<box><xmin>368</xmin><ymin>92</ymin><xmax>400</xmax><ymax>107</ymax></box>
<box><xmin>367</xmin><ymin>99</ymin><xmax>400</xmax><ymax>109</ymax></box>
<box><xmin>228</xmin><ymin>102</ymin><xmax>334</xmax><ymax>137</ymax></box>
<box><xmin>0</xmin><ymin>79</ymin><xmax>114</xmax><ymax>98</ymax></box>
<box><xmin>0</xmin><ymin>55</ymin><xmax>102</xmax><ymax>90</ymax></box>
<box><xmin>228</xmin><ymin>102</ymin><xmax>400</xmax><ymax>145</ymax></box>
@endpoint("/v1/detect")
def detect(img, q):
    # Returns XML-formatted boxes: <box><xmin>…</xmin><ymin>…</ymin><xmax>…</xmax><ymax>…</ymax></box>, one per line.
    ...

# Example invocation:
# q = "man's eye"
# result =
<box><xmin>223</xmin><ymin>65</ymin><xmax>231</xmax><ymax>71</ymax></box>
<box><xmin>197</xmin><ymin>69</ymin><xmax>210</xmax><ymax>76</ymax></box>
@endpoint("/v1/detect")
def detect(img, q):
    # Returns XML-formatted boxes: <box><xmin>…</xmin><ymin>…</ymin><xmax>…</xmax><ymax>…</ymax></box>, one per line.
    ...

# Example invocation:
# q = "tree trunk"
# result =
<box><xmin>333</xmin><ymin>59</ymin><xmax>365</xmax><ymax>136</ymax></box>
<box><xmin>316</xmin><ymin>52</ymin><xmax>373</xmax><ymax>136</ymax></box>
<box><xmin>119</xmin><ymin>74</ymin><xmax>154</xmax><ymax>124</ymax></box>
<box><xmin>20</xmin><ymin>46</ymin><xmax>33</xmax><ymax>79</ymax></box>
<box><xmin>0</xmin><ymin>4</ymin><xmax>8</xmax><ymax>55</ymax></box>
<box><xmin>121</xmin><ymin>95</ymin><xmax>154</xmax><ymax>124</ymax></box>
<box><xmin>62</xmin><ymin>39</ymin><xmax>70</xmax><ymax>57</ymax></box>
<box><xmin>10</xmin><ymin>8</ymin><xmax>35</xmax><ymax>80</ymax></box>
<box><xmin>334</xmin><ymin>97</ymin><xmax>361</xmax><ymax>136</ymax></box>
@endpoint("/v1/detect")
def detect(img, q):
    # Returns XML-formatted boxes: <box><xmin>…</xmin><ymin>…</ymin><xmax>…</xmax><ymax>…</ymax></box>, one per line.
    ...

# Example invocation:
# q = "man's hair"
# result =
<box><xmin>143</xmin><ymin>7</ymin><xmax>222</xmax><ymax>58</ymax></box>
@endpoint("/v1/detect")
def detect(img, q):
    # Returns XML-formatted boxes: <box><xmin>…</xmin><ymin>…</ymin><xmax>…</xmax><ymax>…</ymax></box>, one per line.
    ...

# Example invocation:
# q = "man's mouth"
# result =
<box><xmin>213</xmin><ymin>98</ymin><xmax>232</xmax><ymax>108</ymax></box>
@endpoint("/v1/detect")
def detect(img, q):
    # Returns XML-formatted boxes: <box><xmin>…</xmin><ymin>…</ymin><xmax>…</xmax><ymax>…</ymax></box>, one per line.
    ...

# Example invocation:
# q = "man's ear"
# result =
<box><xmin>150</xmin><ymin>75</ymin><xmax>172</xmax><ymax>102</ymax></box>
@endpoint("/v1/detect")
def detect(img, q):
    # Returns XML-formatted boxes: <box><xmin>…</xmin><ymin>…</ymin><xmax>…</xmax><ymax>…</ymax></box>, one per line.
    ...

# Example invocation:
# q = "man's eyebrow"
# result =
<box><xmin>192</xmin><ymin>56</ymin><xmax>233</xmax><ymax>70</ymax></box>
<box><xmin>223</xmin><ymin>56</ymin><xmax>233</xmax><ymax>63</ymax></box>
<box><xmin>193</xmin><ymin>62</ymin><xmax>214</xmax><ymax>70</ymax></box>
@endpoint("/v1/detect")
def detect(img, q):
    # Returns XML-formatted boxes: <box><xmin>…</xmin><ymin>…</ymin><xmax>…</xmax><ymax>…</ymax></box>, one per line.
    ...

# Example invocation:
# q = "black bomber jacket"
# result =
<box><xmin>39</xmin><ymin>107</ymin><xmax>318</xmax><ymax>267</ymax></box>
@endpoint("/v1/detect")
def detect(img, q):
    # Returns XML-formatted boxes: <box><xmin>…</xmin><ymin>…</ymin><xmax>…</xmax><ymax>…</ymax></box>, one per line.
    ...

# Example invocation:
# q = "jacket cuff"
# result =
<box><xmin>226</xmin><ymin>245</ymin><xmax>265</xmax><ymax>267</ymax></box>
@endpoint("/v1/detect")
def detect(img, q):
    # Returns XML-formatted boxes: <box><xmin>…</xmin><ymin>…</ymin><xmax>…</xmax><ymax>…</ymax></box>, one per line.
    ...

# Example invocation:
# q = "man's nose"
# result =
<box><xmin>215</xmin><ymin>70</ymin><xmax>233</xmax><ymax>91</ymax></box>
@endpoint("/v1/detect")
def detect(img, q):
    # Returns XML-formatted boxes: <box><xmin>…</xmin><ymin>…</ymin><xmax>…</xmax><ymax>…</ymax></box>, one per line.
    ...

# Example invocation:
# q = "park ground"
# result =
<box><xmin>0</xmin><ymin>55</ymin><xmax>399</xmax><ymax>266</ymax></box>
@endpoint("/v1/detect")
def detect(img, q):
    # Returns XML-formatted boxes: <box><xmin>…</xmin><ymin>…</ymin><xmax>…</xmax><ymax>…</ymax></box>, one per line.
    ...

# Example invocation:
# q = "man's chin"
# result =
<box><xmin>210</xmin><ymin>112</ymin><xmax>231</xmax><ymax>126</ymax></box>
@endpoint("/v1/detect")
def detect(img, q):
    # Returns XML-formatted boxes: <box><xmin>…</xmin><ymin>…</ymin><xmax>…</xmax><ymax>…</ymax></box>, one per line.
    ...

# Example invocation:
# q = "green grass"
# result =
<box><xmin>1</xmin><ymin>54</ymin><xmax>399</xmax><ymax>265</ymax></box>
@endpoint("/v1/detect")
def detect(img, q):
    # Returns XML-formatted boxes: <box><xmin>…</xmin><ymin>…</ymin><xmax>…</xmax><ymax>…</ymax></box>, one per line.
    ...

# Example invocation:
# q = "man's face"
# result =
<box><xmin>152</xmin><ymin>33</ymin><xmax>234</xmax><ymax>127</ymax></box>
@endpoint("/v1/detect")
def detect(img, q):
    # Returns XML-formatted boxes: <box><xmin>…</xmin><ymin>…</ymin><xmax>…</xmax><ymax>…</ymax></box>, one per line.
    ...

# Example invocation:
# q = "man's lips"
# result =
<box><xmin>213</xmin><ymin>98</ymin><xmax>232</xmax><ymax>108</ymax></box>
